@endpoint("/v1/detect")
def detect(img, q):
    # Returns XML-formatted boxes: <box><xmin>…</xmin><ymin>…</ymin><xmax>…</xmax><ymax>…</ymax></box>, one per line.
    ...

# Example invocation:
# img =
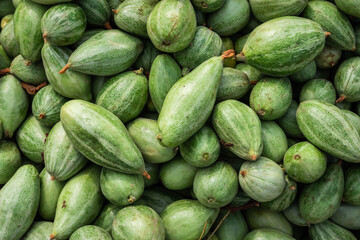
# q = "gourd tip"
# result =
<box><xmin>39</xmin><ymin>113</ymin><xmax>45</xmax><ymax>119</ymax></box>
<box><xmin>239</xmin><ymin>170</ymin><xmax>247</xmax><ymax>177</ymax></box>
<box><xmin>0</xmin><ymin>68</ymin><xmax>10</xmax><ymax>75</ymax></box>
<box><xmin>352</xmin><ymin>46</ymin><xmax>356</xmax><ymax>52</ymax></box>
<box><xmin>50</xmin><ymin>234</ymin><xmax>55</xmax><ymax>239</ymax></box>
<box><xmin>221</xmin><ymin>49</ymin><xmax>235</xmax><ymax>60</ymax></box>
<box><xmin>25</xmin><ymin>60</ymin><xmax>32</xmax><ymax>66</ymax></box>
<box><xmin>156</xmin><ymin>134</ymin><xmax>162</xmax><ymax>141</ymax></box>
<box><xmin>251</xmin><ymin>155</ymin><xmax>257</xmax><ymax>161</ymax></box>
<box><xmin>112</xmin><ymin>9</ymin><xmax>118</xmax><ymax>14</ymax></box>
<box><xmin>335</xmin><ymin>95</ymin><xmax>345</xmax><ymax>103</ymax></box>
<box><xmin>50</xmin><ymin>176</ymin><xmax>56</xmax><ymax>181</ymax></box>
<box><xmin>134</xmin><ymin>68</ymin><xmax>143</xmax><ymax>75</ymax></box>
<box><xmin>104</xmin><ymin>21</ymin><xmax>112</xmax><ymax>30</ymax></box>
<box><xmin>59</xmin><ymin>64</ymin><xmax>70</xmax><ymax>74</ymax></box>
<box><xmin>236</xmin><ymin>52</ymin><xmax>246</xmax><ymax>62</ymax></box>
<box><xmin>142</xmin><ymin>171</ymin><xmax>151</xmax><ymax>180</ymax></box>
<box><xmin>325</xmin><ymin>32</ymin><xmax>331</xmax><ymax>37</ymax></box>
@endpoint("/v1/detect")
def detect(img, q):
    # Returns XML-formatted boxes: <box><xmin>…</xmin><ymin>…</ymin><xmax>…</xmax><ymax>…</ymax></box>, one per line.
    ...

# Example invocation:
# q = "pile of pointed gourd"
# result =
<box><xmin>1</xmin><ymin>0</ymin><xmax>360</xmax><ymax>239</ymax></box>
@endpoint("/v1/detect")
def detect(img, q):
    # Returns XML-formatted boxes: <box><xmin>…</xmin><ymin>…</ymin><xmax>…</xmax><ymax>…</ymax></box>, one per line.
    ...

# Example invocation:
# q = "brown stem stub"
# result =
<box><xmin>336</xmin><ymin>95</ymin><xmax>345</xmax><ymax>103</ymax></box>
<box><xmin>25</xmin><ymin>60</ymin><xmax>32</xmax><ymax>66</ymax></box>
<box><xmin>226</xmin><ymin>200</ymin><xmax>259</xmax><ymax>213</ymax></box>
<box><xmin>289</xmin><ymin>185</ymin><xmax>296</xmax><ymax>190</ymax></box>
<box><xmin>325</xmin><ymin>32</ymin><xmax>331</xmax><ymax>38</ymax></box>
<box><xmin>62</xmin><ymin>200</ymin><xmax>67</xmax><ymax>208</ymax></box>
<box><xmin>50</xmin><ymin>234</ymin><xmax>56</xmax><ymax>240</ymax></box>
<box><xmin>21</xmin><ymin>82</ymin><xmax>36</xmax><ymax>95</ymax></box>
<box><xmin>220</xmin><ymin>139</ymin><xmax>234</xmax><ymax>148</ymax></box>
<box><xmin>59</xmin><ymin>63</ymin><xmax>70</xmax><ymax>74</ymax></box>
<box><xmin>239</xmin><ymin>170</ymin><xmax>247</xmax><ymax>177</ymax></box>
<box><xmin>50</xmin><ymin>176</ymin><xmax>56</xmax><ymax>181</ymax></box>
<box><xmin>21</xmin><ymin>82</ymin><xmax>48</xmax><ymax>95</ymax></box>
<box><xmin>142</xmin><ymin>171</ymin><xmax>151</xmax><ymax>180</ymax></box>
<box><xmin>0</xmin><ymin>68</ymin><xmax>10</xmax><ymax>75</ymax></box>
<box><xmin>250</xmin><ymin>81</ymin><xmax>258</xmax><ymax>85</ymax></box>
<box><xmin>39</xmin><ymin>113</ymin><xmax>45</xmax><ymax>119</ymax></box>
<box><xmin>337</xmin><ymin>159</ymin><xmax>343</xmax><ymax>166</ymax></box>
<box><xmin>112</xmin><ymin>9</ymin><xmax>118</xmax><ymax>14</ymax></box>
<box><xmin>221</xmin><ymin>49</ymin><xmax>235</xmax><ymax>60</ymax></box>
<box><xmin>104</xmin><ymin>21</ymin><xmax>112</xmax><ymax>30</ymax></box>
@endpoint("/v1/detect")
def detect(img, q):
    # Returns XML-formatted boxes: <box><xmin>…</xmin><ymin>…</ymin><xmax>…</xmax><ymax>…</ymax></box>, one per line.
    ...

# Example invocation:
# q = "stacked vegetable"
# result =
<box><xmin>0</xmin><ymin>0</ymin><xmax>360</xmax><ymax>239</ymax></box>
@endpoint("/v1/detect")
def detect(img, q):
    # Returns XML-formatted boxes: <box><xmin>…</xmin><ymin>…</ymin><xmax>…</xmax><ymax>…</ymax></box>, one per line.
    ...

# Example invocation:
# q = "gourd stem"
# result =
<box><xmin>0</xmin><ymin>68</ymin><xmax>10</xmax><ymax>75</ymax></box>
<box><xmin>221</xmin><ymin>49</ymin><xmax>235</xmax><ymax>59</ymax></box>
<box><xmin>59</xmin><ymin>64</ymin><xmax>70</xmax><ymax>74</ymax></box>
<box><xmin>104</xmin><ymin>21</ymin><xmax>112</xmax><ymax>30</ymax></box>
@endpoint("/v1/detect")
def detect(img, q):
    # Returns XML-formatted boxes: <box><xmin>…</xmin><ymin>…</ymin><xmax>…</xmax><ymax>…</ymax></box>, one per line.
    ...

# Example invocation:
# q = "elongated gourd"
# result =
<box><xmin>60</xmin><ymin>100</ymin><xmax>148</xmax><ymax>177</ymax></box>
<box><xmin>157</xmin><ymin>50</ymin><xmax>234</xmax><ymax>147</ymax></box>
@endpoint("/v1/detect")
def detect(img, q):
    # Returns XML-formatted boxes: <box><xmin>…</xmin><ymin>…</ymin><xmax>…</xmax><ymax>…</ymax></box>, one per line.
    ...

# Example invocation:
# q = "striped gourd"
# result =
<box><xmin>0</xmin><ymin>165</ymin><xmax>40</xmax><ymax>240</ymax></box>
<box><xmin>331</xmin><ymin>203</ymin><xmax>360</xmax><ymax>230</ymax></box>
<box><xmin>59</xmin><ymin>30</ymin><xmax>143</xmax><ymax>76</ymax></box>
<box><xmin>51</xmin><ymin>165</ymin><xmax>104</xmax><ymax>239</ymax></box>
<box><xmin>244</xmin><ymin>207</ymin><xmax>293</xmax><ymax>236</ymax></box>
<box><xmin>96</xmin><ymin>70</ymin><xmax>148</xmax><ymax>123</ymax></box>
<box><xmin>38</xmin><ymin>169</ymin><xmax>65</xmax><ymax>221</ymax></box>
<box><xmin>0</xmin><ymin>74</ymin><xmax>28</xmax><ymax>138</ymax></box>
<box><xmin>60</xmin><ymin>100</ymin><xmax>148</xmax><ymax>177</ymax></box>
<box><xmin>343</xmin><ymin>167</ymin><xmax>360</xmax><ymax>205</ymax></box>
<box><xmin>32</xmin><ymin>85</ymin><xmax>69</xmax><ymax>127</ymax></box>
<box><xmin>13</xmin><ymin>0</ymin><xmax>47</xmax><ymax>63</ymax></box>
<box><xmin>334</xmin><ymin>57</ymin><xmax>360</xmax><ymax>103</ymax></box>
<box><xmin>309</xmin><ymin>220</ymin><xmax>356</xmax><ymax>240</ymax></box>
<box><xmin>212</xmin><ymin>99</ymin><xmax>263</xmax><ymax>161</ymax></box>
<box><xmin>296</xmin><ymin>100</ymin><xmax>360</xmax><ymax>163</ymax></box>
<box><xmin>100</xmin><ymin>167</ymin><xmax>145</xmax><ymax>206</ymax></box>
<box><xmin>23</xmin><ymin>221</ymin><xmax>53</xmax><ymax>240</ymax></box>
<box><xmin>41</xmin><ymin>42</ymin><xmax>92</xmax><ymax>101</ymax></box>
<box><xmin>239</xmin><ymin>157</ymin><xmax>285</xmax><ymax>202</ymax></box>
<box><xmin>299</xmin><ymin>164</ymin><xmax>344</xmax><ymax>224</ymax></box>
<box><xmin>147</xmin><ymin>0</ymin><xmax>196</xmax><ymax>53</ymax></box>
<box><xmin>127</xmin><ymin>118</ymin><xmax>177</xmax><ymax>164</ymax></box>
<box><xmin>5</xmin><ymin>55</ymin><xmax>47</xmax><ymax>84</ymax></box>
<box><xmin>93</xmin><ymin>203</ymin><xmax>122</xmax><ymax>233</ymax></box>
<box><xmin>0</xmin><ymin>140</ymin><xmax>21</xmax><ymax>185</ymax></box>
<box><xmin>149</xmin><ymin>54</ymin><xmax>182</xmax><ymax>112</ymax></box>
<box><xmin>157</xmin><ymin>53</ymin><xmax>231</xmax><ymax>148</ymax></box>
<box><xmin>174</xmin><ymin>26</ymin><xmax>223</xmax><ymax>69</ymax></box>
<box><xmin>0</xmin><ymin>18</ymin><xmax>20</xmax><ymax>58</ymax></box>
<box><xmin>207</xmin><ymin>0</ymin><xmax>250</xmax><ymax>36</ymax></box>
<box><xmin>41</xmin><ymin>4</ymin><xmax>87</xmax><ymax>46</ymax></box>
<box><xmin>44</xmin><ymin>122</ymin><xmax>87</xmax><ymax>181</ymax></box>
<box><xmin>249</xmin><ymin>0</ymin><xmax>308</xmax><ymax>22</ymax></box>
<box><xmin>242</xmin><ymin>16</ymin><xmax>326</xmax><ymax>77</ymax></box>
<box><xmin>244</xmin><ymin>229</ymin><xmax>295</xmax><ymax>240</ymax></box>
<box><xmin>161</xmin><ymin>200</ymin><xmax>219</xmax><ymax>240</ymax></box>
<box><xmin>302</xmin><ymin>1</ymin><xmax>355</xmax><ymax>51</ymax></box>
<box><xmin>16</xmin><ymin>116</ymin><xmax>50</xmax><ymax>163</ymax></box>
<box><xmin>69</xmin><ymin>225</ymin><xmax>112</xmax><ymax>240</ymax></box>
<box><xmin>335</xmin><ymin>0</ymin><xmax>360</xmax><ymax>18</ymax></box>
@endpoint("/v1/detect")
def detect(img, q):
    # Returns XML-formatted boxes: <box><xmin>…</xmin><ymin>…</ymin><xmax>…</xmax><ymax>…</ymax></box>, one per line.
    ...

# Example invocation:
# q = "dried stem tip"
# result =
<box><xmin>104</xmin><ymin>21</ymin><xmax>112</xmax><ymax>30</ymax></box>
<box><xmin>59</xmin><ymin>64</ymin><xmax>70</xmax><ymax>74</ymax></box>
<box><xmin>50</xmin><ymin>234</ymin><xmax>55</xmax><ymax>239</ymax></box>
<box><xmin>325</xmin><ymin>32</ymin><xmax>331</xmax><ymax>37</ymax></box>
<box><xmin>336</xmin><ymin>95</ymin><xmax>346</xmax><ymax>103</ymax></box>
<box><xmin>0</xmin><ymin>68</ymin><xmax>10</xmax><ymax>75</ymax></box>
<box><xmin>221</xmin><ymin>49</ymin><xmax>235</xmax><ymax>59</ymax></box>
<box><xmin>39</xmin><ymin>113</ymin><xmax>45</xmax><ymax>119</ymax></box>
<box><xmin>142</xmin><ymin>171</ymin><xmax>151</xmax><ymax>180</ymax></box>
